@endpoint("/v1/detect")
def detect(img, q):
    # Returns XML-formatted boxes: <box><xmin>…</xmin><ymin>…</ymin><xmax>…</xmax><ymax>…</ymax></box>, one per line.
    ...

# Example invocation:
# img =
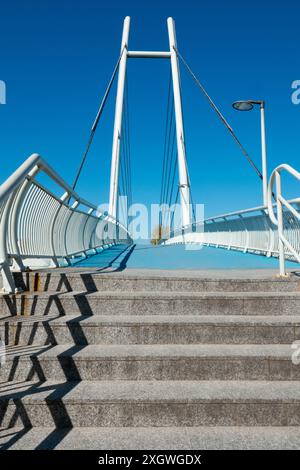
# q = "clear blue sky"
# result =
<box><xmin>1</xmin><ymin>0</ymin><xmax>300</xmax><ymax>219</ymax></box>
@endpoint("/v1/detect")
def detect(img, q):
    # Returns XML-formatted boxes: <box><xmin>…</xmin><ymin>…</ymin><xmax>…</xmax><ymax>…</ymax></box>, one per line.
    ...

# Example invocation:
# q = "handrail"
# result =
<box><xmin>164</xmin><ymin>205</ymin><xmax>279</xmax><ymax>259</ymax></box>
<box><xmin>163</xmin><ymin>163</ymin><xmax>300</xmax><ymax>276</ymax></box>
<box><xmin>267</xmin><ymin>164</ymin><xmax>300</xmax><ymax>225</ymax></box>
<box><xmin>0</xmin><ymin>153</ymin><xmax>124</xmax><ymax>225</ymax></box>
<box><xmin>0</xmin><ymin>153</ymin><xmax>132</xmax><ymax>292</ymax></box>
<box><xmin>267</xmin><ymin>163</ymin><xmax>300</xmax><ymax>275</ymax></box>
<box><xmin>167</xmin><ymin>203</ymin><xmax>270</xmax><ymax>241</ymax></box>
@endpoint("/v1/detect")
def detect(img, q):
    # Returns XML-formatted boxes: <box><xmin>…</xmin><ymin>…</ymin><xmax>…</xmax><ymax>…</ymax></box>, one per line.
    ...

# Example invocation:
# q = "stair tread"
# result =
<box><xmin>2</xmin><ymin>379</ymin><xmax>300</xmax><ymax>402</ymax></box>
<box><xmin>2</xmin><ymin>271</ymin><xmax>300</xmax><ymax>449</ymax></box>
<box><xmin>3</xmin><ymin>343</ymin><xmax>296</xmax><ymax>359</ymax></box>
<box><xmin>4</xmin><ymin>290</ymin><xmax>300</xmax><ymax>298</ymax></box>
<box><xmin>13</xmin><ymin>267</ymin><xmax>300</xmax><ymax>280</ymax></box>
<box><xmin>2</xmin><ymin>425</ymin><xmax>300</xmax><ymax>450</ymax></box>
<box><xmin>2</xmin><ymin>313</ymin><xmax>300</xmax><ymax>324</ymax></box>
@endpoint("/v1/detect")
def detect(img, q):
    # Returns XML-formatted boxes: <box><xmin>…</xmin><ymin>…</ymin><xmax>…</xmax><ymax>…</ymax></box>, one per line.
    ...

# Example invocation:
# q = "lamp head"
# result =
<box><xmin>232</xmin><ymin>100</ymin><xmax>254</xmax><ymax>111</ymax></box>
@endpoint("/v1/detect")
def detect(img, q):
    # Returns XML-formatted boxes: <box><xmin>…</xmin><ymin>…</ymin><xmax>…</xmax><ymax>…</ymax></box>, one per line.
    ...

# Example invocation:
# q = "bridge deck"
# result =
<box><xmin>68</xmin><ymin>243</ymin><xmax>297</xmax><ymax>269</ymax></box>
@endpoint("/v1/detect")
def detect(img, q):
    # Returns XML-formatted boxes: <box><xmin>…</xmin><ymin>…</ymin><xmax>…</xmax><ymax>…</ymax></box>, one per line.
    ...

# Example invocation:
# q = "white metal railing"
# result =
<box><xmin>163</xmin><ymin>165</ymin><xmax>300</xmax><ymax>274</ymax></box>
<box><xmin>267</xmin><ymin>164</ymin><xmax>300</xmax><ymax>275</ymax></box>
<box><xmin>0</xmin><ymin>153</ymin><xmax>132</xmax><ymax>293</ymax></box>
<box><xmin>163</xmin><ymin>205</ymin><xmax>280</xmax><ymax>258</ymax></box>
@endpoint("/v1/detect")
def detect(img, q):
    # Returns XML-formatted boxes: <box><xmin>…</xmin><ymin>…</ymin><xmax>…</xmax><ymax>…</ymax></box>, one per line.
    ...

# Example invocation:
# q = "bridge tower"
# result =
<box><xmin>108</xmin><ymin>16</ymin><xmax>192</xmax><ymax>228</ymax></box>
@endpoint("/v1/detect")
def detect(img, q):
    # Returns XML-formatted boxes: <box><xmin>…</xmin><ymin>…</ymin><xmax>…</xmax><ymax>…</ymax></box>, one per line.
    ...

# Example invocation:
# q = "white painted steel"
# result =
<box><xmin>163</xmin><ymin>205</ymin><xmax>280</xmax><ymax>260</ymax></box>
<box><xmin>163</xmin><ymin>164</ymin><xmax>300</xmax><ymax>275</ymax></box>
<box><xmin>0</xmin><ymin>154</ymin><xmax>131</xmax><ymax>293</ymax></box>
<box><xmin>167</xmin><ymin>17</ymin><xmax>191</xmax><ymax>228</ymax></box>
<box><xmin>267</xmin><ymin>164</ymin><xmax>300</xmax><ymax>275</ymax></box>
<box><xmin>109</xmin><ymin>17</ymin><xmax>192</xmax><ymax>228</ymax></box>
<box><xmin>127</xmin><ymin>51</ymin><xmax>171</xmax><ymax>58</ymax></box>
<box><xmin>260</xmin><ymin>103</ymin><xmax>268</xmax><ymax>207</ymax></box>
<box><xmin>233</xmin><ymin>100</ymin><xmax>268</xmax><ymax>206</ymax></box>
<box><xmin>108</xmin><ymin>16</ymin><xmax>130</xmax><ymax>219</ymax></box>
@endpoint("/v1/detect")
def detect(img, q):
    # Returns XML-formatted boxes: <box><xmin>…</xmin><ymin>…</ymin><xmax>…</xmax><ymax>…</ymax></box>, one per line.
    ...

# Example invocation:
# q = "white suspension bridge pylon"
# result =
<box><xmin>1</xmin><ymin>16</ymin><xmax>300</xmax><ymax>293</ymax></box>
<box><xmin>109</xmin><ymin>16</ymin><xmax>191</xmax><ymax>228</ymax></box>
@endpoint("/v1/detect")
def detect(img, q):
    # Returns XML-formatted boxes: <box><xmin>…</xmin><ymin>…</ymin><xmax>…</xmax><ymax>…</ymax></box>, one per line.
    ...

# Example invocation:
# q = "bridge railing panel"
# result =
<box><xmin>267</xmin><ymin>164</ymin><xmax>300</xmax><ymax>274</ymax></box>
<box><xmin>0</xmin><ymin>153</ymin><xmax>132</xmax><ymax>293</ymax></box>
<box><xmin>164</xmin><ymin>194</ymin><xmax>300</xmax><ymax>271</ymax></box>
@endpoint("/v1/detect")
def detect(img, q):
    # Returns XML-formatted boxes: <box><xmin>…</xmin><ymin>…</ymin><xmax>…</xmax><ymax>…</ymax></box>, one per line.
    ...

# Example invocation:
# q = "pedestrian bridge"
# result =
<box><xmin>1</xmin><ymin>16</ymin><xmax>300</xmax><ymax>293</ymax></box>
<box><xmin>2</xmin><ymin>15</ymin><xmax>300</xmax><ymax>452</ymax></box>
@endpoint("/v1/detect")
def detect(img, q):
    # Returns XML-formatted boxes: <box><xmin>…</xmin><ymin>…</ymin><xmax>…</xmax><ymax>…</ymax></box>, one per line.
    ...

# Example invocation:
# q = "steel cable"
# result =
<box><xmin>71</xmin><ymin>46</ymin><xmax>126</xmax><ymax>192</ymax></box>
<box><xmin>174</xmin><ymin>46</ymin><xmax>264</xmax><ymax>181</ymax></box>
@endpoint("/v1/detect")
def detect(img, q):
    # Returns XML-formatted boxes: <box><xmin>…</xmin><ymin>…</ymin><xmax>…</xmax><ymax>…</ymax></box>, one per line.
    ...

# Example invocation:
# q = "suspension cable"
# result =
<box><xmin>160</xmin><ymin>70</ymin><xmax>173</xmax><ymax>208</ymax></box>
<box><xmin>117</xmin><ymin>71</ymin><xmax>132</xmax><ymax>229</ymax></box>
<box><xmin>168</xmin><ymin>149</ymin><xmax>178</xmax><ymax>207</ymax></box>
<box><xmin>160</xmin><ymin>69</ymin><xmax>177</xmax><ymax>228</ymax></box>
<box><xmin>124</xmin><ymin>75</ymin><xmax>132</xmax><ymax>208</ymax></box>
<box><xmin>161</xmin><ymin>94</ymin><xmax>175</xmax><ymax>207</ymax></box>
<box><xmin>164</xmin><ymin>125</ymin><xmax>176</xmax><ymax>207</ymax></box>
<box><xmin>71</xmin><ymin>46</ymin><xmax>126</xmax><ymax>192</ymax></box>
<box><xmin>170</xmin><ymin>186</ymin><xmax>180</xmax><ymax>228</ymax></box>
<box><xmin>160</xmin><ymin>63</ymin><xmax>197</xmax><ymax>229</ymax></box>
<box><xmin>174</xmin><ymin>46</ymin><xmax>264</xmax><ymax>181</ymax></box>
<box><xmin>162</xmin><ymin>121</ymin><xmax>176</xmax><ymax>227</ymax></box>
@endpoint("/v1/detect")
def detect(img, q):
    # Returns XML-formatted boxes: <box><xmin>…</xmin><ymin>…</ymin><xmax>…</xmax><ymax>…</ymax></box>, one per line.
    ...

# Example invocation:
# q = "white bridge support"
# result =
<box><xmin>109</xmin><ymin>16</ymin><xmax>192</xmax><ymax>227</ymax></box>
<box><xmin>167</xmin><ymin>17</ymin><xmax>191</xmax><ymax>228</ymax></box>
<box><xmin>109</xmin><ymin>16</ymin><xmax>131</xmax><ymax>220</ymax></box>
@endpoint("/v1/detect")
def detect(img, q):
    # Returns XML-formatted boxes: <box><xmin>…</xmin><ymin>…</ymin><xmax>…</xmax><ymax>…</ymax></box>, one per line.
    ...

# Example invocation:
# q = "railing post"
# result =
<box><xmin>82</xmin><ymin>208</ymin><xmax>94</xmax><ymax>252</ymax></box>
<box><xmin>275</xmin><ymin>170</ymin><xmax>286</xmax><ymax>276</ymax></box>
<box><xmin>239</xmin><ymin>214</ymin><xmax>249</xmax><ymax>253</ymax></box>
<box><xmin>50</xmin><ymin>192</ymin><xmax>70</xmax><ymax>268</ymax></box>
<box><xmin>63</xmin><ymin>200</ymin><xmax>79</xmax><ymax>264</ymax></box>
<box><xmin>9</xmin><ymin>166</ymin><xmax>40</xmax><ymax>271</ymax></box>
<box><xmin>6</xmin><ymin>183</ymin><xmax>27</xmax><ymax>271</ymax></box>
<box><xmin>0</xmin><ymin>192</ymin><xmax>18</xmax><ymax>293</ymax></box>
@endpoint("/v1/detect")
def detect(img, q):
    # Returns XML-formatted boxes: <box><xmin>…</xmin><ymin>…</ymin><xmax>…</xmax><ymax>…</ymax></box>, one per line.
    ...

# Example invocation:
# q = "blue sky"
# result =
<box><xmin>1</xmin><ymin>0</ymin><xmax>300</xmax><ymax>219</ymax></box>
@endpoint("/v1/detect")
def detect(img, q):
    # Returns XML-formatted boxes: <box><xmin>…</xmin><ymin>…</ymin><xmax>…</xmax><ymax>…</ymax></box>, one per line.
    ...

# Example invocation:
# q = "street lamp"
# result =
<box><xmin>232</xmin><ymin>100</ymin><xmax>268</xmax><ymax>207</ymax></box>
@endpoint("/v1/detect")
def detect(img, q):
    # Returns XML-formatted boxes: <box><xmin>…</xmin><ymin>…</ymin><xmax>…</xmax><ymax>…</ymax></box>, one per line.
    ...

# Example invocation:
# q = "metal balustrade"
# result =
<box><xmin>2</xmin><ymin>152</ymin><xmax>300</xmax><ymax>292</ymax></box>
<box><xmin>267</xmin><ymin>164</ymin><xmax>300</xmax><ymax>275</ymax></box>
<box><xmin>0</xmin><ymin>153</ymin><xmax>132</xmax><ymax>293</ymax></box>
<box><xmin>163</xmin><ymin>205</ymin><xmax>280</xmax><ymax>258</ymax></box>
<box><xmin>163</xmin><ymin>165</ymin><xmax>300</xmax><ymax>275</ymax></box>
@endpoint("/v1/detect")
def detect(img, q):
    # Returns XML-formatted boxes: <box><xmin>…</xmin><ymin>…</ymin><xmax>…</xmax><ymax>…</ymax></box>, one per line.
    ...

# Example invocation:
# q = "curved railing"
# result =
<box><xmin>267</xmin><ymin>164</ymin><xmax>300</xmax><ymax>275</ymax></box>
<box><xmin>0</xmin><ymin>153</ymin><xmax>132</xmax><ymax>292</ymax></box>
<box><xmin>163</xmin><ymin>204</ymin><xmax>280</xmax><ymax>259</ymax></box>
<box><xmin>163</xmin><ymin>163</ymin><xmax>300</xmax><ymax>275</ymax></box>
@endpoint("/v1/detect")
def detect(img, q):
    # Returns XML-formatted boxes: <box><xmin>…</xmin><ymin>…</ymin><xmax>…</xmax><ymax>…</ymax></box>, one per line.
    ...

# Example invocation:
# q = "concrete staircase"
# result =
<box><xmin>1</xmin><ymin>270</ymin><xmax>300</xmax><ymax>449</ymax></box>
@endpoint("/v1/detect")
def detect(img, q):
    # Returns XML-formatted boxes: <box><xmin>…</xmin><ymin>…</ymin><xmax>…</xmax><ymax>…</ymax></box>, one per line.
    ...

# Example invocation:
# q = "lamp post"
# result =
<box><xmin>232</xmin><ymin>100</ymin><xmax>268</xmax><ymax>207</ymax></box>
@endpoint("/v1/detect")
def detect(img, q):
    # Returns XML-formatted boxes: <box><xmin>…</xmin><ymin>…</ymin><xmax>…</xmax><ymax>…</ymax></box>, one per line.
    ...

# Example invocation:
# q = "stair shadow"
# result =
<box><xmin>0</xmin><ymin>245</ymin><xmax>138</xmax><ymax>449</ymax></box>
<box><xmin>74</xmin><ymin>243</ymin><xmax>136</xmax><ymax>272</ymax></box>
<box><xmin>290</xmin><ymin>271</ymin><xmax>300</xmax><ymax>277</ymax></box>
<box><xmin>0</xmin><ymin>294</ymin><xmax>93</xmax><ymax>450</ymax></box>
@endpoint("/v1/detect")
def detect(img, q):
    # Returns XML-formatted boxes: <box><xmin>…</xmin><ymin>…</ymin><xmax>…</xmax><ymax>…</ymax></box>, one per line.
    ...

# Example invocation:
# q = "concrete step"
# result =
<box><xmin>2</xmin><ymin>291</ymin><xmax>300</xmax><ymax>316</ymax></box>
<box><xmin>1</xmin><ymin>270</ymin><xmax>299</xmax><ymax>449</ymax></box>
<box><xmin>1</xmin><ymin>314</ymin><xmax>299</xmax><ymax>345</ymax></box>
<box><xmin>2</xmin><ymin>425</ymin><xmax>300</xmax><ymax>450</ymax></box>
<box><xmin>1</xmin><ymin>379</ymin><xmax>300</xmax><ymax>427</ymax></box>
<box><xmin>13</xmin><ymin>270</ymin><xmax>300</xmax><ymax>293</ymax></box>
<box><xmin>0</xmin><ymin>344</ymin><xmax>298</xmax><ymax>382</ymax></box>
